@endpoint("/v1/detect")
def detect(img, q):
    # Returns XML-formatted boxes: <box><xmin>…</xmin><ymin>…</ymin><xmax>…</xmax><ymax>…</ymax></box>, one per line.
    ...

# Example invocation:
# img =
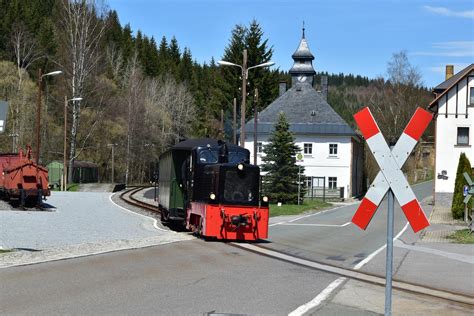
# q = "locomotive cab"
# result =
<box><xmin>201</xmin><ymin>163</ymin><xmax>261</xmax><ymax>207</ymax></box>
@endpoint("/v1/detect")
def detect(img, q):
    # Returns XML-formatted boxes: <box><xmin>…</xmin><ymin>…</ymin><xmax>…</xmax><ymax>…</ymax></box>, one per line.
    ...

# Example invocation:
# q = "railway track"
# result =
<box><xmin>117</xmin><ymin>188</ymin><xmax>473</xmax><ymax>307</ymax></box>
<box><xmin>119</xmin><ymin>186</ymin><xmax>160</xmax><ymax>214</ymax></box>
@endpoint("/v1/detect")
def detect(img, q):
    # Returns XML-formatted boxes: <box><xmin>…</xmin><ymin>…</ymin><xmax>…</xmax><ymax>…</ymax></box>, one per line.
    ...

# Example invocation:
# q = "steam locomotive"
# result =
<box><xmin>158</xmin><ymin>138</ymin><xmax>269</xmax><ymax>241</ymax></box>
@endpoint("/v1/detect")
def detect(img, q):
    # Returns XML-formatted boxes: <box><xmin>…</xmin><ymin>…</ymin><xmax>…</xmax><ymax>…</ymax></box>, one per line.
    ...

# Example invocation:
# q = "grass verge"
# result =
<box><xmin>0</xmin><ymin>249</ymin><xmax>12</xmax><ymax>254</ymax></box>
<box><xmin>269</xmin><ymin>199</ymin><xmax>332</xmax><ymax>217</ymax></box>
<box><xmin>447</xmin><ymin>229</ymin><xmax>474</xmax><ymax>244</ymax></box>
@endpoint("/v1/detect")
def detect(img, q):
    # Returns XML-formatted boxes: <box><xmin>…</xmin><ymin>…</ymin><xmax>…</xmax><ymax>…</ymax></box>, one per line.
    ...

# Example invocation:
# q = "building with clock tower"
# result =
<box><xmin>244</xmin><ymin>28</ymin><xmax>364</xmax><ymax>199</ymax></box>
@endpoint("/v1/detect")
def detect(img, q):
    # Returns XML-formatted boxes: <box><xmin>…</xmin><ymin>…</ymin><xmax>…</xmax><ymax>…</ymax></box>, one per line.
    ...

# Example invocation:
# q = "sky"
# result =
<box><xmin>108</xmin><ymin>0</ymin><xmax>473</xmax><ymax>88</ymax></box>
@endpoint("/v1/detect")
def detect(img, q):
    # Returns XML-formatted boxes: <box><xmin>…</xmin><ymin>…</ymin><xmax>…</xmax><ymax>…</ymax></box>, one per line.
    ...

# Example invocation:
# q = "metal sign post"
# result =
<box><xmin>351</xmin><ymin>107</ymin><xmax>433</xmax><ymax>316</ymax></box>
<box><xmin>296</xmin><ymin>153</ymin><xmax>303</xmax><ymax>205</ymax></box>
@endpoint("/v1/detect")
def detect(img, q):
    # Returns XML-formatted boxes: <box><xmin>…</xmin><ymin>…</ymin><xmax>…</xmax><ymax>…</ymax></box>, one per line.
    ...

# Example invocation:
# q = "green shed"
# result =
<box><xmin>47</xmin><ymin>161</ymin><xmax>63</xmax><ymax>189</ymax></box>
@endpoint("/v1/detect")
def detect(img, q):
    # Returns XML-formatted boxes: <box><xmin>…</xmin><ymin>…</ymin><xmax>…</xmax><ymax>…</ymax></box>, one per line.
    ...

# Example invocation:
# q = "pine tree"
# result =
<box><xmin>261</xmin><ymin>112</ymin><xmax>304</xmax><ymax>204</ymax></box>
<box><xmin>221</xmin><ymin>20</ymin><xmax>279</xmax><ymax>121</ymax></box>
<box><xmin>451</xmin><ymin>153</ymin><xmax>473</xmax><ymax>219</ymax></box>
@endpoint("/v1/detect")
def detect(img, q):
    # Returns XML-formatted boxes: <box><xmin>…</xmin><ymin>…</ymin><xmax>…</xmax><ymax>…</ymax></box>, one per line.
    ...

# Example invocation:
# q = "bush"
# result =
<box><xmin>451</xmin><ymin>153</ymin><xmax>472</xmax><ymax>219</ymax></box>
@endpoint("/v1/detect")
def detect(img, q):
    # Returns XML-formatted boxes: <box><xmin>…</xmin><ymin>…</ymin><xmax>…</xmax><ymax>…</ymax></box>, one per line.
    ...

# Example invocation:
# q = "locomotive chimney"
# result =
<box><xmin>218</xmin><ymin>140</ymin><xmax>229</xmax><ymax>163</ymax></box>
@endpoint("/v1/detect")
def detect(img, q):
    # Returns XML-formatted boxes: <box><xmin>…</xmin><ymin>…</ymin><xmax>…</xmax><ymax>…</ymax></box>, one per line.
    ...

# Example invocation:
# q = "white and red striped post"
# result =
<box><xmin>352</xmin><ymin>107</ymin><xmax>432</xmax><ymax>315</ymax></box>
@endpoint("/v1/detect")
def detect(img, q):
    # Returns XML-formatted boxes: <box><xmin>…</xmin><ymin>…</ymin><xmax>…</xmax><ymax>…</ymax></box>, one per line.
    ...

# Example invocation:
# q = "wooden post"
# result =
<box><xmin>63</xmin><ymin>96</ymin><xmax>68</xmax><ymax>191</ymax></box>
<box><xmin>253</xmin><ymin>88</ymin><xmax>258</xmax><ymax>165</ymax></box>
<box><xmin>233</xmin><ymin>98</ymin><xmax>237</xmax><ymax>144</ymax></box>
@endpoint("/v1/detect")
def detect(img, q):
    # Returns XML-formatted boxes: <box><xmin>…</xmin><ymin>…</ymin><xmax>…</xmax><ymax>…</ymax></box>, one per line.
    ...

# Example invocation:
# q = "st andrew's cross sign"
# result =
<box><xmin>352</xmin><ymin>107</ymin><xmax>433</xmax><ymax>233</ymax></box>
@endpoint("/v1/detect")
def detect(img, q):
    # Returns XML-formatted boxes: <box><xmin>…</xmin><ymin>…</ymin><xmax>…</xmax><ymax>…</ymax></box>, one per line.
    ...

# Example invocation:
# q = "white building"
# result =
<box><xmin>244</xmin><ymin>30</ymin><xmax>364</xmax><ymax>199</ymax></box>
<box><xmin>429</xmin><ymin>64</ymin><xmax>474</xmax><ymax>207</ymax></box>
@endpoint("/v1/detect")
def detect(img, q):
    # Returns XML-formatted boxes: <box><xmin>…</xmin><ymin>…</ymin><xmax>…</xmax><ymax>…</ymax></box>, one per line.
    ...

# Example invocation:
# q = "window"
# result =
<box><xmin>470</xmin><ymin>87</ymin><xmax>474</xmax><ymax>105</ymax></box>
<box><xmin>328</xmin><ymin>177</ymin><xmax>337</xmax><ymax>189</ymax></box>
<box><xmin>329</xmin><ymin>143</ymin><xmax>338</xmax><ymax>156</ymax></box>
<box><xmin>257</xmin><ymin>142</ymin><xmax>263</xmax><ymax>154</ymax></box>
<box><xmin>457</xmin><ymin>127</ymin><xmax>470</xmax><ymax>146</ymax></box>
<box><xmin>304</xmin><ymin>143</ymin><xmax>313</xmax><ymax>155</ymax></box>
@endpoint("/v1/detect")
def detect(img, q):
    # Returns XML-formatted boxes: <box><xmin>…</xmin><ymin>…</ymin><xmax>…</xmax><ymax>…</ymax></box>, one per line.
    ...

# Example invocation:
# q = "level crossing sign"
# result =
<box><xmin>352</xmin><ymin>107</ymin><xmax>433</xmax><ymax>233</ymax></box>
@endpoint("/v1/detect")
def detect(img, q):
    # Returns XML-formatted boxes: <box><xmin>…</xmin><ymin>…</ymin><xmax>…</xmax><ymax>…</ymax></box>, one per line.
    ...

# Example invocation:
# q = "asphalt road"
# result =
<box><xmin>265</xmin><ymin>181</ymin><xmax>434</xmax><ymax>269</ymax></box>
<box><xmin>0</xmin><ymin>239</ymin><xmax>339</xmax><ymax>315</ymax></box>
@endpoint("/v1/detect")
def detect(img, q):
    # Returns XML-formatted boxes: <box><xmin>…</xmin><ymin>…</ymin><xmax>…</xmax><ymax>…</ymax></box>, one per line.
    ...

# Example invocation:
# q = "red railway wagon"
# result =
<box><xmin>0</xmin><ymin>148</ymin><xmax>50</xmax><ymax>205</ymax></box>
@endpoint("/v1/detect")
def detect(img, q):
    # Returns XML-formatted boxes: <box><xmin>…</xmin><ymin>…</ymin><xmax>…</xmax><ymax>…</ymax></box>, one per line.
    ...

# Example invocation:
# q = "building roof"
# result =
<box><xmin>291</xmin><ymin>37</ymin><xmax>315</xmax><ymax>60</ymax></box>
<box><xmin>433</xmin><ymin>64</ymin><xmax>474</xmax><ymax>92</ymax></box>
<box><xmin>429</xmin><ymin>64</ymin><xmax>474</xmax><ymax>110</ymax></box>
<box><xmin>245</xmin><ymin>82</ymin><xmax>357</xmax><ymax>136</ymax></box>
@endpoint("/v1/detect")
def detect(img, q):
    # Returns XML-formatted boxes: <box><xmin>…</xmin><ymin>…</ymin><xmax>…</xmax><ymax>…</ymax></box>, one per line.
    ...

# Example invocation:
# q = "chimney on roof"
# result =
<box><xmin>445</xmin><ymin>65</ymin><xmax>454</xmax><ymax>80</ymax></box>
<box><xmin>321</xmin><ymin>75</ymin><xmax>328</xmax><ymax>101</ymax></box>
<box><xmin>279</xmin><ymin>81</ymin><xmax>287</xmax><ymax>96</ymax></box>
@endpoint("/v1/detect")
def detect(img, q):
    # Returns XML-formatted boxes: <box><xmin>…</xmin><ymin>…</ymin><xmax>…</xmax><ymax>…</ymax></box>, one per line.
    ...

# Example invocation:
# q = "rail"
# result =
<box><xmin>119</xmin><ymin>186</ymin><xmax>160</xmax><ymax>214</ymax></box>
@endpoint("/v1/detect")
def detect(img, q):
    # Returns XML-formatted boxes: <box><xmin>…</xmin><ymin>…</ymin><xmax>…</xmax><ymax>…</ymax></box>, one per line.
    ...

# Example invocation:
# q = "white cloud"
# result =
<box><xmin>412</xmin><ymin>41</ymin><xmax>474</xmax><ymax>57</ymax></box>
<box><xmin>423</xmin><ymin>5</ymin><xmax>474</xmax><ymax>18</ymax></box>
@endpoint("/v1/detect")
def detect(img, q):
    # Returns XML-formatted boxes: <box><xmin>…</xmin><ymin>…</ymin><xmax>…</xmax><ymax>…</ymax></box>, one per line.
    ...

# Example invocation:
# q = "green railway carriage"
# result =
<box><xmin>158</xmin><ymin>148</ymin><xmax>187</xmax><ymax>221</ymax></box>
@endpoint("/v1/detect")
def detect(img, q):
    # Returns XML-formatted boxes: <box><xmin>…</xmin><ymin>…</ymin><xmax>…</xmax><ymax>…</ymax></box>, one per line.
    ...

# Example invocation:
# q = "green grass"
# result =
<box><xmin>66</xmin><ymin>184</ymin><xmax>79</xmax><ymax>192</ymax></box>
<box><xmin>269</xmin><ymin>199</ymin><xmax>332</xmax><ymax>217</ymax></box>
<box><xmin>0</xmin><ymin>249</ymin><xmax>12</xmax><ymax>254</ymax></box>
<box><xmin>447</xmin><ymin>229</ymin><xmax>474</xmax><ymax>244</ymax></box>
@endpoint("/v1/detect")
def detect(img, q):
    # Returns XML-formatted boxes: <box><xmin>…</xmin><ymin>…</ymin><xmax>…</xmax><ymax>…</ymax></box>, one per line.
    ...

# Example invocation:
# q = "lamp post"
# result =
<box><xmin>218</xmin><ymin>51</ymin><xmax>274</xmax><ymax>146</ymax></box>
<box><xmin>63</xmin><ymin>96</ymin><xmax>82</xmax><ymax>191</ymax></box>
<box><xmin>36</xmin><ymin>69</ymin><xmax>62</xmax><ymax>163</ymax></box>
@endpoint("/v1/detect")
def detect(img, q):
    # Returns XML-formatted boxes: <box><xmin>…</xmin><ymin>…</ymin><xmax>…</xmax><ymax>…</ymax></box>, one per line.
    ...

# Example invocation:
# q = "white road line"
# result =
<box><xmin>108</xmin><ymin>193</ymin><xmax>168</xmax><ymax>232</ymax></box>
<box><xmin>269</xmin><ymin>221</ymin><xmax>286</xmax><ymax>227</ymax></box>
<box><xmin>288</xmin><ymin>277</ymin><xmax>347</xmax><ymax>316</ymax></box>
<box><xmin>353</xmin><ymin>222</ymin><xmax>409</xmax><ymax>270</ymax></box>
<box><xmin>279</xmin><ymin>222</ymin><xmax>351</xmax><ymax>228</ymax></box>
<box><xmin>290</xmin><ymin>222</ymin><xmax>410</xmax><ymax>315</ymax></box>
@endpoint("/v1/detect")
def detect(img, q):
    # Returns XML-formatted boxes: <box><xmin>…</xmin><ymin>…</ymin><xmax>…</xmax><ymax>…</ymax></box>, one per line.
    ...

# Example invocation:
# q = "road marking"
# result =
<box><xmin>108</xmin><ymin>193</ymin><xmax>168</xmax><ymax>232</ymax></box>
<box><xmin>353</xmin><ymin>222</ymin><xmax>409</xmax><ymax>270</ymax></box>
<box><xmin>279</xmin><ymin>222</ymin><xmax>351</xmax><ymax>228</ymax></box>
<box><xmin>285</xmin><ymin>222</ymin><xmax>410</xmax><ymax>315</ymax></box>
<box><xmin>288</xmin><ymin>204</ymin><xmax>355</xmax><ymax>223</ymax></box>
<box><xmin>234</xmin><ymin>241</ymin><xmax>473</xmax><ymax>306</ymax></box>
<box><xmin>288</xmin><ymin>277</ymin><xmax>347</xmax><ymax>316</ymax></box>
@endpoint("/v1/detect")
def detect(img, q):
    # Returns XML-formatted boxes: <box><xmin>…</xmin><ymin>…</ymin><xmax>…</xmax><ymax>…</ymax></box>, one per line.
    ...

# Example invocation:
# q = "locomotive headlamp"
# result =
<box><xmin>262</xmin><ymin>196</ymin><xmax>269</xmax><ymax>203</ymax></box>
<box><xmin>210</xmin><ymin>193</ymin><xmax>216</xmax><ymax>200</ymax></box>
<box><xmin>237</xmin><ymin>163</ymin><xmax>244</xmax><ymax>171</ymax></box>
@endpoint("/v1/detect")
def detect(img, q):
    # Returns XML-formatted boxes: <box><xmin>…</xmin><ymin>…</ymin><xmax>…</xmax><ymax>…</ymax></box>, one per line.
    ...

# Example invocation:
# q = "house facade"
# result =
<box><xmin>429</xmin><ymin>64</ymin><xmax>474</xmax><ymax>207</ymax></box>
<box><xmin>244</xmin><ymin>31</ymin><xmax>364</xmax><ymax>199</ymax></box>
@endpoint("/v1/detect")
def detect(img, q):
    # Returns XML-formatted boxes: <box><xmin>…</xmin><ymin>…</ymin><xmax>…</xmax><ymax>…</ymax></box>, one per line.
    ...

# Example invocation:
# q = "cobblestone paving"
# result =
<box><xmin>0</xmin><ymin>233</ymin><xmax>193</xmax><ymax>268</ymax></box>
<box><xmin>0</xmin><ymin>191</ymin><xmax>172</xmax><ymax>250</ymax></box>
<box><xmin>422</xmin><ymin>205</ymin><xmax>466</xmax><ymax>242</ymax></box>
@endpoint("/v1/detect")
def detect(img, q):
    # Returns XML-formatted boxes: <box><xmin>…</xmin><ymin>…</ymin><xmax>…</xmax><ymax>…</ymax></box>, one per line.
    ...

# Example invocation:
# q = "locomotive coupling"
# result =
<box><xmin>230</xmin><ymin>214</ymin><xmax>249</xmax><ymax>227</ymax></box>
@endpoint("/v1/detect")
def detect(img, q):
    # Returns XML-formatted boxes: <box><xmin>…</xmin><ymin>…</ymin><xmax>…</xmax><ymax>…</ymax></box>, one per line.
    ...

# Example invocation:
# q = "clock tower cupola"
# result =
<box><xmin>289</xmin><ymin>24</ymin><xmax>316</xmax><ymax>86</ymax></box>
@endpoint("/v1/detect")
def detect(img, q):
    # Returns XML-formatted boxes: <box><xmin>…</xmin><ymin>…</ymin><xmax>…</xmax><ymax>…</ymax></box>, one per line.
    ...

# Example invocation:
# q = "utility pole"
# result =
<box><xmin>253</xmin><ymin>88</ymin><xmax>258</xmax><ymax>165</ymax></box>
<box><xmin>220</xmin><ymin>108</ymin><xmax>224</xmax><ymax>138</ymax></box>
<box><xmin>233</xmin><ymin>98</ymin><xmax>237</xmax><ymax>144</ymax></box>
<box><xmin>240</xmin><ymin>49</ymin><xmax>247</xmax><ymax>146</ymax></box>
<box><xmin>35</xmin><ymin>68</ymin><xmax>43</xmax><ymax>163</ymax></box>
<box><xmin>63</xmin><ymin>96</ymin><xmax>67</xmax><ymax>191</ymax></box>
<box><xmin>108</xmin><ymin>143</ymin><xmax>117</xmax><ymax>183</ymax></box>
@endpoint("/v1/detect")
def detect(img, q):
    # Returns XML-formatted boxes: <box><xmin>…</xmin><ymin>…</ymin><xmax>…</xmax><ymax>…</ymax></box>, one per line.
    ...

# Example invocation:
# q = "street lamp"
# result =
<box><xmin>36</xmin><ymin>69</ymin><xmax>63</xmax><ymax>163</ymax></box>
<box><xmin>218</xmin><ymin>50</ymin><xmax>274</xmax><ymax>146</ymax></box>
<box><xmin>63</xmin><ymin>96</ymin><xmax>82</xmax><ymax>191</ymax></box>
